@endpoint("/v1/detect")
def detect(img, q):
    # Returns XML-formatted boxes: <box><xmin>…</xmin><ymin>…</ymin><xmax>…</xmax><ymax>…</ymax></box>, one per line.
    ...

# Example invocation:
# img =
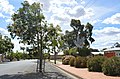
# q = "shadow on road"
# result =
<box><xmin>0</xmin><ymin>72</ymin><xmax>71</xmax><ymax>79</ymax></box>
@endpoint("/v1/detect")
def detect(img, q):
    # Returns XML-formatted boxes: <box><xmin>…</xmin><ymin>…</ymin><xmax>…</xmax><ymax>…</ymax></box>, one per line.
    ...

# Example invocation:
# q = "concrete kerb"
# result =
<box><xmin>48</xmin><ymin>60</ymin><xmax>83</xmax><ymax>79</ymax></box>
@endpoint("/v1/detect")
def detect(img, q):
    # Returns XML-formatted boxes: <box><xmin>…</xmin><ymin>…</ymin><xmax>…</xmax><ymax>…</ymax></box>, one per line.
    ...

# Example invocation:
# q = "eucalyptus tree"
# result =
<box><xmin>47</xmin><ymin>24</ymin><xmax>63</xmax><ymax>64</ymax></box>
<box><xmin>70</xmin><ymin>19</ymin><xmax>95</xmax><ymax>47</ymax></box>
<box><xmin>113</xmin><ymin>42</ymin><xmax>120</xmax><ymax>47</ymax></box>
<box><xmin>63</xmin><ymin>30</ymin><xmax>76</xmax><ymax>49</ymax></box>
<box><xmin>64</xmin><ymin>19</ymin><xmax>95</xmax><ymax>56</ymax></box>
<box><xmin>7</xmin><ymin>1</ymin><xmax>47</xmax><ymax>72</ymax></box>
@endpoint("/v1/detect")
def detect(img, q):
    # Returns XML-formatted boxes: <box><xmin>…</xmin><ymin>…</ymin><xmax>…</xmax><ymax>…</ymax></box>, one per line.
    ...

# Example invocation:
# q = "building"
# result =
<box><xmin>104</xmin><ymin>47</ymin><xmax>120</xmax><ymax>57</ymax></box>
<box><xmin>91</xmin><ymin>52</ymin><xmax>104</xmax><ymax>55</ymax></box>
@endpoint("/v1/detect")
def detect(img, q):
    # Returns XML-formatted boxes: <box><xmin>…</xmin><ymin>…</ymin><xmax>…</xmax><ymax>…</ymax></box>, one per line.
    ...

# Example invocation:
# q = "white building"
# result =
<box><xmin>104</xmin><ymin>47</ymin><xmax>120</xmax><ymax>57</ymax></box>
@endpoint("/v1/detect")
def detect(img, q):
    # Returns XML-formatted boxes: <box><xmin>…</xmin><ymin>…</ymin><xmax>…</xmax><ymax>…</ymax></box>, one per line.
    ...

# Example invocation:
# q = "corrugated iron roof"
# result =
<box><xmin>91</xmin><ymin>52</ymin><xmax>104</xmax><ymax>54</ymax></box>
<box><xmin>104</xmin><ymin>47</ymin><xmax>120</xmax><ymax>51</ymax></box>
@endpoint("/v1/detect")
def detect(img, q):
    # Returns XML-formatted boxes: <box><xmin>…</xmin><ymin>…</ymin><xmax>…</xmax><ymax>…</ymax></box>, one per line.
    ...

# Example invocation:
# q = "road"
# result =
<box><xmin>0</xmin><ymin>60</ymin><xmax>36</xmax><ymax>76</ymax></box>
<box><xmin>0</xmin><ymin>60</ymin><xmax>78</xmax><ymax>79</ymax></box>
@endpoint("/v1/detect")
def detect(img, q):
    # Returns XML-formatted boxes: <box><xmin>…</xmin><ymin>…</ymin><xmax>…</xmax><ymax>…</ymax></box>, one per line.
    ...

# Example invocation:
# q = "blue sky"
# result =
<box><xmin>0</xmin><ymin>0</ymin><xmax>120</xmax><ymax>51</ymax></box>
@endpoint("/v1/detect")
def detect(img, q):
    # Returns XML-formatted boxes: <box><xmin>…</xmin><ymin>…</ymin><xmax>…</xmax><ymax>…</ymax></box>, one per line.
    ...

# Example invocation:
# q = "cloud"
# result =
<box><xmin>0</xmin><ymin>27</ymin><xmax>9</xmax><ymax>36</ymax></box>
<box><xmin>0</xmin><ymin>0</ymin><xmax>15</xmax><ymax>23</ymax></box>
<box><xmin>102</xmin><ymin>13</ymin><xmax>120</xmax><ymax>24</ymax></box>
<box><xmin>81</xmin><ymin>0</ymin><xmax>85</xmax><ymax>5</ymax></box>
<box><xmin>45</xmin><ymin>0</ymin><xmax>94</xmax><ymax>33</ymax></box>
<box><xmin>90</xmin><ymin>19</ymin><xmax>102</xmax><ymax>25</ymax></box>
<box><xmin>24</xmin><ymin>0</ymin><xmax>51</xmax><ymax>11</ymax></box>
<box><xmin>0</xmin><ymin>0</ymin><xmax>14</xmax><ymax>15</ymax></box>
<box><xmin>0</xmin><ymin>13</ymin><xmax>5</xmax><ymax>18</ymax></box>
<box><xmin>67</xmin><ymin>6</ymin><xmax>85</xmax><ymax>17</ymax></box>
<box><xmin>91</xmin><ymin>27</ymin><xmax>120</xmax><ymax>50</ymax></box>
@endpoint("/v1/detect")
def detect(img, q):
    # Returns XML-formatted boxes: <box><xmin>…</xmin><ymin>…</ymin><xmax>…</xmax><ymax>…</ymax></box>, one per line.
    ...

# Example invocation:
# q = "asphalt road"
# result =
<box><xmin>0</xmin><ymin>60</ymin><xmax>36</xmax><ymax>76</ymax></box>
<box><xmin>0</xmin><ymin>60</ymin><xmax>78</xmax><ymax>79</ymax></box>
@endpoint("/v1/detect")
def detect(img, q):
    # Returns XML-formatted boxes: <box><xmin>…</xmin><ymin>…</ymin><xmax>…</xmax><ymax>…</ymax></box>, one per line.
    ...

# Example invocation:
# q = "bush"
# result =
<box><xmin>78</xmin><ymin>48</ymin><xmax>91</xmax><ymax>57</ymax></box>
<box><xmin>62</xmin><ymin>55</ymin><xmax>75</xmax><ymax>65</ymax></box>
<box><xmin>74</xmin><ymin>56</ymin><xmax>88</xmax><ymax>68</ymax></box>
<box><xmin>69</xmin><ymin>47</ymin><xmax>77</xmax><ymax>56</ymax></box>
<box><xmin>62</xmin><ymin>56</ymin><xmax>66</xmax><ymax>62</ymax></box>
<box><xmin>69</xmin><ymin>57</ymin><xmax>75</xmax><ymax>66</ymax></box>
<box><xmin>62</xmin><ymin>59</ymin><xmax>70</xmax><ymax>65</ymax></box>
<box><xmin>63</xmin><ymin>49</ymin><xmax>69</xmax><ymax>55</ymax></box>
<box><xmin>87</xmin><ymin>56</ymin><xmax>106</xmax><ymax>72</ymax></box>
<box><xmin>102</xmin><ymin>57</ymin><xmax>120</xmax><ymax>76</ymax></box>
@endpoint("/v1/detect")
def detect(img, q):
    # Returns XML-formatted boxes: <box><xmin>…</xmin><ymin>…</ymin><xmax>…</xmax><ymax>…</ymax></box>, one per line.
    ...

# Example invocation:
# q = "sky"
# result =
<box><xmin>0</xmin><ymin>0</ymin><xmax>120</xmax><ymax>52</ymax></box>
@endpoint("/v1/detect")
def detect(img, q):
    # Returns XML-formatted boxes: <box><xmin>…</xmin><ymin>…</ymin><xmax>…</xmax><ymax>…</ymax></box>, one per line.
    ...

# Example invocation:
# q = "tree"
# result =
<box><xmin>47</xmin><ymin>24</ymin><xmax>63</xmax><ymax>64</ymax></box>
<box><xmin>20</xmin><ymin>47</ymin><xmax>25</xmax><ymax>53</ymax></box>
<box><xmin>68</xmin><ymin>19</ymin><xmax>95</xmax><ymax>56</ymax></box>
<box><xmin>0</xmin><ymin>34</ymin><xmax>14</xmax><ymax>61</ymax></box>
<box><xmin>113</xmin><ymin>42</ymin><xmax>120</xmax><ymax>47</ymax></box>
<box><xmin>7</xmin><ymin>1</ymin><xmax>47</xmax><ymax>72</ymax></box>
<box><xmin>63</xmin><ymin>30</ymin><xmax>76</xmax><ymax>49</ymax></box>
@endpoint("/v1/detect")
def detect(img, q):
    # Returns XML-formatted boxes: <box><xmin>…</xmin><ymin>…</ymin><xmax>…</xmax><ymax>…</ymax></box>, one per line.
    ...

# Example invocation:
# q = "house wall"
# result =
<box><xmin>104</xmin><ymin>51</ymin><xmax>115</xmax><ymax>58</ymax></box>
<box><xmin>115</xmin><ymin>51</ymin><xmax>120</xmax><ymax>57</ymax></box>
<box><xmin>104</xmin><ymin>50</ymin><xmax>120</xmax><ymax>57</ymax></box>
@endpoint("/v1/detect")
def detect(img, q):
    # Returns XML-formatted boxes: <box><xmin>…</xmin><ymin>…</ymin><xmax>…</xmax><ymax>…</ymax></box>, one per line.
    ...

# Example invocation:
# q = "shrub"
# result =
<box><xmin>87</xmin><ymin>56</ymin><xmax>106</xmax><ymax>72</ymax></box>
<box><xmin>74</xmin><ymin>56</ymin><xmax>88</xmax><ymax>68</ymax></box>
<box><xmin>102</xmin><ymin>57</ymin><xmax>120</xmax><ymax>76</ymax></box>
<box><xmin>78</xmin><ymin>48</ymin><xmax>91</xmax><ymax>57</ymax></box>
<box><xmin>63</xmin><ymin>49</ymin><xmax>69</xmax><ymax>55</ymax></box>
<box><xmin>80</xmin><ymin>57</ymin><xmax>88</xmax><ymax>68</ymax></box>
<box><xmin>62</xmin><ymin>59</ymin><xmax>70</xmax><ymax>65</ymax></box>
<box><xmin>62</xmin><ymin>55</ymin><xmax>75</xmax><ymax>65</ymax></box>
<box><xmin>74</xmin><ymin>56</ymin><xmax>81</xmax><ymax>68</ymax></box>
<box><xmin>69</xmin><ymin>57</ymin><xmax>75</xmax><ymax>66</ymax></box>
<box><xmin>69</xmin><ymin>47</ymin><xmax>77</xmax><ymax>56</ymax></box>
<box><xmin>62</xmin><ymin>56</ymin><xmax>66</xmax><ymax>62</ymax></box>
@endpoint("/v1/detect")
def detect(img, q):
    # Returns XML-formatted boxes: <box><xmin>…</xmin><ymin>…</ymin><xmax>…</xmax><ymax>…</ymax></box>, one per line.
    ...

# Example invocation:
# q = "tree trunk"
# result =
<box><xmin>39</xmin><ymin>34</ymin><xmax>43</xmax><ymax>72</ymax></box>
<box><xmin>54</xmin><ymin>46</ymin><xmax>56</xmax><ymax>64</ymax></box>
<box><xmin>54</xmin><ymin>52</ymin><xmax>57</xmax><ymax>64</ymax></box>
<box><xmin>37</xmin><ymin>32</ymin><xmax>43</xmax><ymax>72</ymax></box>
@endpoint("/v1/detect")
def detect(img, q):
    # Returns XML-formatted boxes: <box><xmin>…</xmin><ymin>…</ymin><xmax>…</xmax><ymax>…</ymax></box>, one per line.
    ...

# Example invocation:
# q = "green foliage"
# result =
<box><xmin>69</xmin><ymin>57</ymin><xmax>75</xmax><ymax>66</ymax></box>
<box><xmin>6</xmin><ymin>52</ymin><xmax>15</xmax><ymax>61</ymax></box>
<box><xmin>62</xmin><ymin>56</ymin><xmax>66</xmax><ymax>62</ymax></box>
<box><xmin>15</xmin><ymin>52</ymin><xmax>22</xmax><ymax>61</ymax></box>
<box><xmin>63</xmin><ymin>30</ymin><xmax>76</xmax><ymax>48</ymax></box>
<box><xmin>0</xmin><ymin>34</ymin><xmax>14</xmax><ymax>54</ymax></box>
<box><xmin>69</xmin><ymin>19</ymin><xmax>95</xmax><ymax>48</ymax></box>
<box><xmin>78</xmin><ymin>48</ymin><xmax>91</xmax><ymax>57</ymax></box>
<box><xmin>87</xmin><ymin>56</ymin><xmax>106</xmax><ymax>72</ymax></box>
<box><xmin>102</xmin><ymin>57</ymin><xmax>120</xmax><ymax>76</ymax></box>
<box><xmin>69</xmin><ymin>47</ymin><xmax>77</xmax><ymax>56</ymax></box>
<box><xmin>63</xmin><ymin>49</ymin><xmax>69</xmax><ymax>55</ymax></box>
<box><xmin>62</xmin><ymin>55</ymin><xmax>75</xmax><ymax>65</ymax></box>
<box><xmin>6</xmin><ymin>51</ymin><xmax>29</xmax><ymax>61</ymax></box>
<box><xmin>74</xmin><ymin>56</ymin><xmax>81</xmax><ymax>68</ymax></box>
<box><xmin>43</xmin><ymin>53</ymin><xmax>50</xmax><ymax>59</ymax></box>
<box><xmin>74</xmin><ymin>56</ymin><xmax>88</xmax><ymax>68</ymax></box>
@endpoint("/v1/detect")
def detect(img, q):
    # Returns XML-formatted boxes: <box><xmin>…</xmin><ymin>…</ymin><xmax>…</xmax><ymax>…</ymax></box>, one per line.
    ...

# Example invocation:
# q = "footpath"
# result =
<box><xmin>52</xmin><ymin>60</ymin><xmax>120</xmax><ymax>79</ymax></box>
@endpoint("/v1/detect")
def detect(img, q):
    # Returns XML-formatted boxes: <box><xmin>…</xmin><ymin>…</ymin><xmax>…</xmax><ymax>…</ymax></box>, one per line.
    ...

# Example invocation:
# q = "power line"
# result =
<box><xmin>78</xmin><ymin>0</ymin><xmax>93</xmax><ymax>16</ymax></box>
<box><xmin>86</xmin><ymin>0</ymin><xmax>97</xmax><ymax>9</ymax></box>
<box><xmin>83</xmin><ymin>0</ymin><xmax>93</xmax><ymax>8</ymax></box>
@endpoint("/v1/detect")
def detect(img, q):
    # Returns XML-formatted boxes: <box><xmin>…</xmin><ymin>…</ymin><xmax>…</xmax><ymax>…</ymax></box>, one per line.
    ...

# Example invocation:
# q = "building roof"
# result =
<box><xmin>104</xmin><ymin>47</ymin><xmax>120</xmax><ymax>52</ymax></box>
<box><xmin>91</xmin><ymin>52</ymin><xmax>104</xmax><ymax>55</ymax></box>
